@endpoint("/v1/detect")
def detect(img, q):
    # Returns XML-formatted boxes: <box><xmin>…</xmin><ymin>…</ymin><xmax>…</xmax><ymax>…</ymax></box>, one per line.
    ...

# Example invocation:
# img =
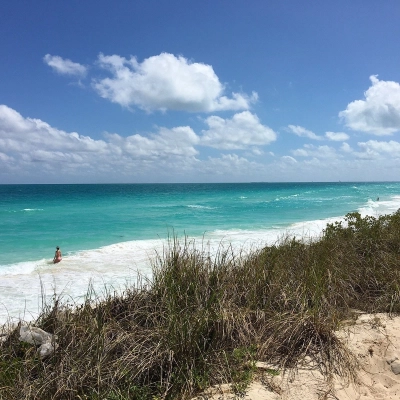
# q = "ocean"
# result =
<box><xmin>1</xmin><ymin>182</ymin><xmax>400</xmax><ymax>324</ymax></box>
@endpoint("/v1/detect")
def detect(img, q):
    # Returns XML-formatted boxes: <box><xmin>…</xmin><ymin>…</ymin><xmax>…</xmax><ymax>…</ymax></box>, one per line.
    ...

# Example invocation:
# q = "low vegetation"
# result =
<box><xmin>1</xmin><ymin>211</ymin><xmax>400</xmax><ymax>399</ymax></box>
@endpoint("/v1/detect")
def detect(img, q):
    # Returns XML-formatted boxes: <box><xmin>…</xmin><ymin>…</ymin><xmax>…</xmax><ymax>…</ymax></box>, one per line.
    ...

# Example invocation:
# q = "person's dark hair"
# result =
<box><xmin>56</xmin><ymin>246</ymin><xmax>59</xmax><ymax>250</ymax></box>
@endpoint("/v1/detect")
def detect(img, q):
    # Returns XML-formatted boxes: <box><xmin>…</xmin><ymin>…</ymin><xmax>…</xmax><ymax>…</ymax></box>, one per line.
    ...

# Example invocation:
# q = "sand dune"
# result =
<box><xmin>193</xmin><ymin>313</ymin><xmax>400</xmax><ymax>400</ymax></box>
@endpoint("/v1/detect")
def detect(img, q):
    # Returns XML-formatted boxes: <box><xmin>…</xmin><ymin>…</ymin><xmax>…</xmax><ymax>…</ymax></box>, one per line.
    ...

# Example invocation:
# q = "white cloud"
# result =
<box><xmin>199</xmin><ymin>153</ymin><xmax>262</xmax><ymax>177</ymax></box>
<box><xmin>325</xmin><ymin>131</ymin><xmax>349</xmax><ymax>141</ymax></box>
<box><xmin>338</xmin><ymin>140</ymin><xmax>400</xmax><ymax>160</ymax></box>
<box><xmin>291</xmin><ymin>144</ymin><xmax>338</xmax><ymax>159</ymax></box>
<box><xmin>0</xmin><ymin>105</ymin><xmax>199</xmax><ymax>159</ymax></box>
<box><xmin>281</xmin><ymin>155</ymin><xmax>297</xmax><ymax>164</ymax></box>
<box><xmin>339</xmin><ymin>75</ymin><xmax>400</xmax><ymax>135</ymax></box>
<box><xmin>93</xmin><ymin>52</ymin><xmax>257</xmax><ymax>112</ymax></box>
<box><xmin>0</xmin><ymin>105</ymin><xmax>107</xmax><ymax>154</ymax></box>
<box><xmin>105</xmin><ymin>126</ymin><xmax>199</xmax><ymax>159</ymax></box>
<box><xmin>0</xmin><ymin>152</ymin><xmax>13</xmax><ymax>162</ymax></box>
<box><xmin>200</xmin><ymin>111</ymin><xmax>276</xmax><ymax>150</ymax></box>
<box><xmin>0</xmin><ymin>105</ymin><xmax>201</xmax><ymax>181</ymax></box>
<box><xmin>340</xmin><ymin>142</ymin><xmax>353</xmax><ymax>153</ymax></box>
<box><xmin>250</xmin><ymin>148</ymin><xmax>264</xmax><ymax>156</ymax></box>
<box><xmin>291</xmin><ymin>148</ymin><xmax>309</xmax><ymax>157</ymax></box>
<box><xmin>5</xmin><ymin>102</ymin><xmax>400</xmax><ymax>183</ymax></box>
<box><xmin>43</xmin><ymin>54</ymin><xmax>87</xmax><ymax>77</ymax></box>
<box><xmin>1</xmin><ymin>104</ymin><xmax>281</xmax><ymax>182</ymax></box>
<box><xmin>287</xmin><ymin>125</ymin><xmax>322</xmax><ymax>140</ymax></box>
<box><xmin>357</xmin><ymin>140</ymin><xmax>400</xmax><ymax>156</ymax></box>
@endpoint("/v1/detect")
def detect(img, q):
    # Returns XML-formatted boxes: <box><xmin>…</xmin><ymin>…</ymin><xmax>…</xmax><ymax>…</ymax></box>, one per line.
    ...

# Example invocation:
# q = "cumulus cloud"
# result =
<box><xmin>281</xmin><ymin>155</ymin><xmax>297</xmax><ymax>164</ymax></box>
<box><xmin>357</xmin><ymin>140</ymin><xmax>400</xmax><ymax>156</ymax></box>
<box><xmin>338</xmin><ymin>140</ymin><xmax>400</xmax><ymax>160</ymax></box>
<box><xmin>0</xmin><ymin>105</ymin><xmax>200</xmax><ymax>159</ymax></box>
<box><xmin>287</xmin><ymin>125</ymin><xmax>322</xmax><ymax>140</ymax></box>
<box><xmin>105</xmin><ymin>126</ymin><xmax>199</xmax><ymax>159</ymax></box>
<box><xmin>250</xmin><ymin>148</ymin><xmax>264</xmax><ymax>156</ymax></box>
<box><xmin>200</xmin><ymin>111</ymin><xmax>276</xmax><ymax>150</ymax></box>
<box><xmin>0</xmin><ymin>105</ymin><xmax>201</xmax><ymax>181</ymax></box>
<box><xmin>339</xmin><ymin>75</ymin><xmax>400</xmax><ymax>135</ymax></box>
<box><xmin>0</xmin><ymin>105</ymin><xmax>282</xmax><ymax>182</ymax></box>
<box><xmin>0</xmin><ymin>105</ymin><xmax>106</xmax><ymax>154</ymax></box>
<box><xmin>291</xmin><ymin>144</ymin><xmax>338</xmax><ymax>159</ymax></box>
<box><xmin>198</xmin><ymin>153</ymin><xmax>262</xmax><ymax>178</ymax></box>
<box><xmin>341</xmin><ymin>142</ymin><xmax>353</xmax><ymax>153</ymax></box>
<box><xmin>0</xmin><ymin>152</ymin><xmax>13</xmax><ymax>162</ymax></box>
<box><xmin>43</xmin><ymin>54</ymin><xmax>87</xmax><ymax>77</ymax></box>
<box><xmin>325</xmin><ymin>131</ymin><xmax>349</xmax><ymax>141</ymax></box>
<box><xmin>93</xmin><ymin>53</ymin><xmax>257</xmax><ymax>112</ymax></box>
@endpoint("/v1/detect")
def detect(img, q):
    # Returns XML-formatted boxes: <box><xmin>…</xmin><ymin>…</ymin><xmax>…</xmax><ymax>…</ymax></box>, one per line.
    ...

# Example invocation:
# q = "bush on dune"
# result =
<box><xmin>1</xmin><ymin>211</ymin><xmax>400</xmax><ymax>399</ymax></box>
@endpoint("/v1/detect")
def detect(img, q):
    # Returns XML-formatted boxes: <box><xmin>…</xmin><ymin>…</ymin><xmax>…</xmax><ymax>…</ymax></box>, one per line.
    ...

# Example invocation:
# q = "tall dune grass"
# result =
<box><xmin>1</xmin><ymin>211</ymin><xmax>400</xmax><ymax>399</ymax></box>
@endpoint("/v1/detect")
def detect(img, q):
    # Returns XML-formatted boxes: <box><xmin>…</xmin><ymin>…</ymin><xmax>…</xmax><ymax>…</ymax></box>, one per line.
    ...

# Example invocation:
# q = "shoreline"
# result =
<box><xmin>2</xmin><ymin>210</ymin><xmax>400</xmax><ymax>398</ymax></box>
<box><xmin>0</xmin><ymin>217</ymin><xmax>335</xmax><ymax>325</ymax></box>
<box><xmin>0</xmin><ymin>206</ymin><xmax>389</xmax><ymax>325</ymax></box>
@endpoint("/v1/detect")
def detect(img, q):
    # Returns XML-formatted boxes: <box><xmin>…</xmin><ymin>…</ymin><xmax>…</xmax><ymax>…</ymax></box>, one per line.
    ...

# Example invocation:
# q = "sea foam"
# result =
<box><xmin>0</xmin><ymin>214</ymin><xmax>356</xmax><ymax>324</ymax></box>
<box><xmin>1</xmin><ymin>191</ymin><xmax>400</xmax><ymax>325</ymax></box>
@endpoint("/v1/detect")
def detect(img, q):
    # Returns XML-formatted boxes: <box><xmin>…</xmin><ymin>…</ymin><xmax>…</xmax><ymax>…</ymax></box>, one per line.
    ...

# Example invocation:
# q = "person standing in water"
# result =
<box><xmin>53</xmin><ymin>246</ymin><xmax>62</xmax><ymax>264</ymax></box>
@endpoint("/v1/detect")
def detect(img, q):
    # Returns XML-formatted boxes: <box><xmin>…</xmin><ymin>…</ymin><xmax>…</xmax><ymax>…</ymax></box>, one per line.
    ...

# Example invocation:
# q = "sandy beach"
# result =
<box><xmin>192</xmin><ymin>313</ymin><xmax>400</xmax><ymax>400</ymax></box>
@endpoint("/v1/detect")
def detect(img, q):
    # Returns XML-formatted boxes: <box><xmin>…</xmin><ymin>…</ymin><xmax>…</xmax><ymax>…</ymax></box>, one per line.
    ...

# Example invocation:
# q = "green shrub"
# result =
<box><xmin>1</xmin><ymin>211</ymin><xmax>400</xmax><ymax>399</ymax></box>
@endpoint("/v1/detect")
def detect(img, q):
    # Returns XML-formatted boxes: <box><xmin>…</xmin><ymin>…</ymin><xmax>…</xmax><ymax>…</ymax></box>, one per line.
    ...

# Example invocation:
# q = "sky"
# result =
<box><xmin>1</xmin><ymin>1</ymin><xmax>400</xmax><ymax>183</ymax></box>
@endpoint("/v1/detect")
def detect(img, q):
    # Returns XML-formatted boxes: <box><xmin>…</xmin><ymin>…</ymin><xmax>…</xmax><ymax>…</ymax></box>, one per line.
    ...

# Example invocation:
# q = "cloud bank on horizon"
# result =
<box><xmin>1</xmin><ymin>2</ymin><xmax>400</xmax><ymax>183</ymax></box>
<box><xmin>2</xmin><ymin>55</ymin><xmax>400</xmax><ymax>183</ymax></box>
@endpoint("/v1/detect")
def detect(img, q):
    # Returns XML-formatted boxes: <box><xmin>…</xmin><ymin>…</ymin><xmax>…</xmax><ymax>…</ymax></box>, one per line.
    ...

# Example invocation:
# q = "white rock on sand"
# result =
<box><xmin>19</xmin><ymin>325</ymin><xmax>53</xmax><ymax>345</ymax></box>
<box><xmin>19</xmin><ymin>325</ymin><xmax>58</xmax><ymax>359</ymax></box>
<box><xmin>192</xmin><ymin>313</ymin><xmax>400</xmax><ymax>400</ymax></box>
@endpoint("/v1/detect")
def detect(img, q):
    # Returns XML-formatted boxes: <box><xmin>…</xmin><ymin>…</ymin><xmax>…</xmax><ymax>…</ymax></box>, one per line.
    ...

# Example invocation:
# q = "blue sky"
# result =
<box><xmin>1</xmin><ymin>1</ymin><xmax>400</xmax><ymax>183</ymax></box>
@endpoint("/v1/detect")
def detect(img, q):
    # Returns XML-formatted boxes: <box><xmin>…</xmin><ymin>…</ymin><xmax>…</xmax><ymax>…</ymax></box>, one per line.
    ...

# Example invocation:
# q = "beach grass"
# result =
<box><xmin>1</xmin><ymin>210</ymin><xmax>400</xmax><ymax>399</ymax></box>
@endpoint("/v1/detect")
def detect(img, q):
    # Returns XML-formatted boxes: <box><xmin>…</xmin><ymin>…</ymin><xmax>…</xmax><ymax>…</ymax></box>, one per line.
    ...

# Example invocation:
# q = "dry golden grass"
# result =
<box><xmin>1</xmin><ymin>211</ymin><xmax>400</xmax><ymax>399</ymax></box>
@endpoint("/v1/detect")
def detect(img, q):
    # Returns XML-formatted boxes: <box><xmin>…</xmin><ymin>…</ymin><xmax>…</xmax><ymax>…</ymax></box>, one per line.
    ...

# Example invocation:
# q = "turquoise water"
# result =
<box><xmin>1</xmin><ymin>182</ymin><xmax>400</xmax><ymax>323</ymax></box>
<box><xmin>1</xmin><ymin>182</ymin><xmax>397</xmax><ymax>266</ymax></box>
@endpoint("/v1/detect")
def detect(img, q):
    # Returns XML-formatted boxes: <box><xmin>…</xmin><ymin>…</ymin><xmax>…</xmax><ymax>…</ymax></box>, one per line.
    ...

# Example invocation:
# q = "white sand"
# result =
<box><xmin>192</xmin><ymin>313</ymin><xmax>400</xmax><ymax>400</ymax></box>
